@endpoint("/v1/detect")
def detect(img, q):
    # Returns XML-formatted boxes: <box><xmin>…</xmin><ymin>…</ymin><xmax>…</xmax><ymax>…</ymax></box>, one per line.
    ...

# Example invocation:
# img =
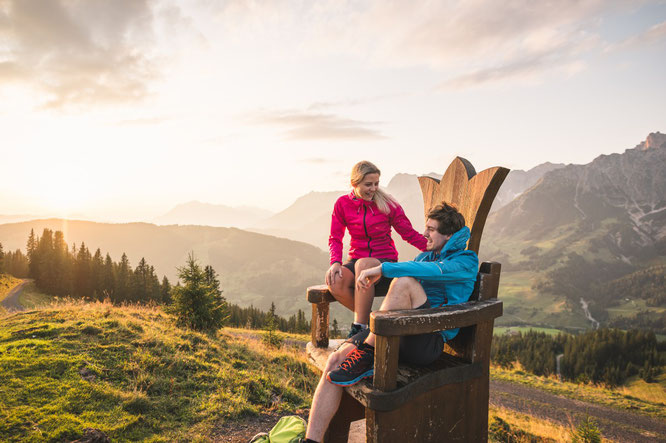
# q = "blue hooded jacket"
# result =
<box><xmin>380</xmin><ymin>226</ymin><xmax>479</xmax><ymax>341</ymax></box>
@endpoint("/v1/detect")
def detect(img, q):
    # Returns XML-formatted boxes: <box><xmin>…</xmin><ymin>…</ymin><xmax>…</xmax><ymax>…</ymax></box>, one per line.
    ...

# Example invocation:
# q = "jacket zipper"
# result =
<box><xmin>363</xmin><ymin>205</ymin><xmax>372</xmax><ymax>256</ymax></box>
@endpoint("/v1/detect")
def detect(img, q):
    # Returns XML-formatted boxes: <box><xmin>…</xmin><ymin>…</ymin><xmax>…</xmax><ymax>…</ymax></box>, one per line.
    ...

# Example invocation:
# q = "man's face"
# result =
<box><xmin>424</xmin><ymin>218</ymin><xmax>451</xmax><ymax>252</ymax></box>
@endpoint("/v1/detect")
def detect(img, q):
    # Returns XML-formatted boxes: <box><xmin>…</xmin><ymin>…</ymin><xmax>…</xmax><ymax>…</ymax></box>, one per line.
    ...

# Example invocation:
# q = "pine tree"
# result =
<box><xmin>74</xmin><ymin>242</ymin><xmax>92</xmax><ymax>298</ymax></box>
<box><xmin>331</xmin><ymin>318</ymin><xmax>341</xmax><ymax>338</ymax></box>
<box><xmin>0</xmin><ymin>241</ymin><xmax>4</xmax><ymax>274</ymax></box>
<box><xmin>263</xmin><ymin>302</ymin><xmax>283</xmax><ymax>348</ymax></box>
<box><xmin>102</xmin><ymin>253</ymin><xmax>115</xmax><ymax>300</ymax></box>
<box><xmin>26</xmin><ymin>229</ymin><xmax>37</xmax><ymax>278</ymax></box>
<box><xmin>116</xmin><ymin>253</ymin><xmax>131</xmax><ymax>302</ymax></box>
<box><xmin>169</xmin><ymin>254</ymin><xmax>226</xmax><ymax>332</ymax></box>
<box><xmin>161</xmin><ymin>276</ymin><xmax>172</xmax><ymax>304</ymax></box>
<box><xmin>204</xmin><ymin>265</ymin><xmax>229</xmax><ymax>323</ymax></box>
<box><xmin>90</xmin><ymin>248</ymin><xmax>104</xmax><ymax>300</ymax></box>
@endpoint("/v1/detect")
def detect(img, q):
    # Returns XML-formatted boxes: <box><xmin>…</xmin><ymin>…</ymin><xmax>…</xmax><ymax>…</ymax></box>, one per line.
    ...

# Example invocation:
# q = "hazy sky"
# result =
<box><xmin>1</xmin><ymin>0</ymin><xmax>665</xmax><ymax>221</ymax></box>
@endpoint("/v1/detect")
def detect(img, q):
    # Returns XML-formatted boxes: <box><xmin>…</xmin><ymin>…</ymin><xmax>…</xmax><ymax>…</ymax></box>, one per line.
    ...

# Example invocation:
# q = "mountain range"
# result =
<box><xmin>152</xmin><ymin>201</ymin><xmax>273</xmax><ymax>228</ymax></box>
<box><xmin>1</xmin><ymin>132</ymin><xmax>663</xmax><ymax>331</ymax></box>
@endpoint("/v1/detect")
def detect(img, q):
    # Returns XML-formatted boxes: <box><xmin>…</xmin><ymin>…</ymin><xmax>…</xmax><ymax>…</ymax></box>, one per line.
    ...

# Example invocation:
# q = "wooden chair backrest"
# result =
<box><xmin>419</xmin><ymin>158</ymin><xmax>508</xmax><ymax>361</ymax></box>
<box><xmin>418</xmin><ymin>157</ymin><xmax>509</xmax><ymax>255</ymax></box>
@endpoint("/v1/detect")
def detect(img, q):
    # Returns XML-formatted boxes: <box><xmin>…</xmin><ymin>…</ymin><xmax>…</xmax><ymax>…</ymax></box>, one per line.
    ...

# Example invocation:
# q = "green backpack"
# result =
<box><xmin>249</xmin><ymin>415</ymin><xmax>306</xmax><ymax>443</ymax></box>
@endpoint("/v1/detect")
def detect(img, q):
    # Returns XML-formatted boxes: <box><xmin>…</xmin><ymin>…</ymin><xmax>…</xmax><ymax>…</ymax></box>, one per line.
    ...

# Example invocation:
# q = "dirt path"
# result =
<box><xmin>1</xmin><ymin>280</ymin><xmax>29</xmax><ymax>312</ymax></box>
<box><xmin>490</xmin><ymin>379</ymin><xmax>666</xmax><ymax>442</ymax></box>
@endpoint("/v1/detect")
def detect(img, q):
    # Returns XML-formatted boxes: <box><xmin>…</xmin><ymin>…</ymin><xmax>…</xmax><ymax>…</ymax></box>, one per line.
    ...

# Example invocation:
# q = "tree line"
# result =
<box><xmin>0</xmin><ymin>230</ymin><xmax>310</xmax><ymax>334</ymax></box>
<box><xmin>491</xmin><ymin>328</ymin><xmax>664</xmax><ymax>387</ymax></box>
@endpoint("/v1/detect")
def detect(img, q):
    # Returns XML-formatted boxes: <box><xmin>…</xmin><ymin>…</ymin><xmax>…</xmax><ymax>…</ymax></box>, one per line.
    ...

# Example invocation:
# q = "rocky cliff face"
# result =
<box><xmin>486</xmin><ymin>132</ymin><xmax>666</xmax><ymax>262</ymax></box>
<box><xmin>490</xmin><ymin>162</ymin><xmax>566</xmax><ymax>212</ymax></box>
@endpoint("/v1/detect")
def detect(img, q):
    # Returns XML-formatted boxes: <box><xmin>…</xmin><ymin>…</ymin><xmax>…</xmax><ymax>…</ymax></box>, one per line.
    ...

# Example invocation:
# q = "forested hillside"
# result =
<box><xmin>0</xmin><ymin>220</ymin><xmax>329</xmax><ymax>316</ymax></box>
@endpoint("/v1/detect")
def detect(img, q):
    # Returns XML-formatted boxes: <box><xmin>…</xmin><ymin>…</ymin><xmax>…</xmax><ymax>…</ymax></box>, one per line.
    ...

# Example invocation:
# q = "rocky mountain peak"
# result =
<box><xmin>636</xmin><ymin>132</ymin><xmax>666</xmax><ymax>151</ymax></box>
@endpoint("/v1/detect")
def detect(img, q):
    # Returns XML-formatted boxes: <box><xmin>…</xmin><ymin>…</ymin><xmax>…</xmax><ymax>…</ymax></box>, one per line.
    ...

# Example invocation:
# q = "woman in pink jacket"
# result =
<box><xmin>326</xmin><ymin>160</ymin><xmax>427</xmax><ymax>337</ymax></box>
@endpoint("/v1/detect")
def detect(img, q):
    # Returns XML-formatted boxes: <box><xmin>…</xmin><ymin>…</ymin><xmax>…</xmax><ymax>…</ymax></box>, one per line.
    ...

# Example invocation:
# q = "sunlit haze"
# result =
<box><xmin>1</xmin><ymin>0</ymin><xmax>665</xmax><ymax>222</ymax></box>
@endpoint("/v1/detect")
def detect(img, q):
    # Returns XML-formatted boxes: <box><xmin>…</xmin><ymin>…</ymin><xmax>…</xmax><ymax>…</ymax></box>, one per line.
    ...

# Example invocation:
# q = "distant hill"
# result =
<box><xmin>489</xmin><ymin>162</ymin><xmax>566</xmax><ymax>213</ymax></box>
<box><xmin>0</xmin><ymin>219</ymin><xmax>328</xmax><ymax>315</ymax></box>
<box><xmin>250</xmin><ymin>175</ymin><xmax>429</xmax><ymax>261</ymax></box>
<box><xmin>153</xmin><ymin>201</ymin><xmax>273</xmax><ymax>228</ymax></box>
<box><xmin>0</xmin><ymin>214</ymin><xmax>43</xmax><ymax>224</ymax></box>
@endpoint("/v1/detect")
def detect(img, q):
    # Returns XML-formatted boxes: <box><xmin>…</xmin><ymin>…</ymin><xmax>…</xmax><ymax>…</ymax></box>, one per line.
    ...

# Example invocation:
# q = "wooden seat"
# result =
<box><xmin>306</xmin><ymin>157</ymin><xmax>509</xmax><ymax>442</ymax></box>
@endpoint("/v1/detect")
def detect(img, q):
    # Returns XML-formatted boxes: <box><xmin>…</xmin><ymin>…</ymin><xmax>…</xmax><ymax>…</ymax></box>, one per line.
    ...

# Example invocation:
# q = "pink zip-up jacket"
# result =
<box><xmin>329</xmin><ymin>192</ymin><xmax>427</xmax><ymax>265</ymax></box>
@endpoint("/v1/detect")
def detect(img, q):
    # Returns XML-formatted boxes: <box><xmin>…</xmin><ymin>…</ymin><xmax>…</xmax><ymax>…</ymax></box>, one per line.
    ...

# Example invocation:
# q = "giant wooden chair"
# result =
<box><xmin>306</xmin><ymin>157</ymin><xmax>509</xmax><ymax>442</ymax></box>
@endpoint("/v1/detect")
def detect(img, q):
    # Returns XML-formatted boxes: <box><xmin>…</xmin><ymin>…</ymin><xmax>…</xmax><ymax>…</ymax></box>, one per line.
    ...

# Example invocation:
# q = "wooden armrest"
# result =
<box><xmin>307</xmin><ymin>284</ymin><xmax>336</xmax><ymax>303</ymax></box>
<box><xmin>370</xmin><ymin>299</ymin><xmax>502</xmax><ymax>337</ymax></box>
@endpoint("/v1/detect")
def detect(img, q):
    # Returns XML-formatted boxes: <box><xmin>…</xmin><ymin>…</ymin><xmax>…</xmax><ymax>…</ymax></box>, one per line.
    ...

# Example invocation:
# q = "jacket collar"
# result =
<box><xmin>436</xmin><ymin>226</ymin><xmax>471</xmax><ymax>256</ymax></box>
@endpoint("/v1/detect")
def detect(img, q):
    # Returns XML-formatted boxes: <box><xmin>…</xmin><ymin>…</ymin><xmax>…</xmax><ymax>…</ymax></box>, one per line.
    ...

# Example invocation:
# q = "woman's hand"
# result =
<box><xmin>325</xmin><ymin>262</ymin><xmax>343</xmax><ymax>286</ymax></box>
<box><xmin>356</xmin><ymin>266</ymin><xmax>382</xmax><ymax>291</ymax></box>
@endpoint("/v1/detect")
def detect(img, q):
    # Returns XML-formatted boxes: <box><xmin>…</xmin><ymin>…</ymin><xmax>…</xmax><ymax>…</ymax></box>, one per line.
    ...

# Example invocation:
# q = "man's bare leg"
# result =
<box><xmin>365</xmin><ymin>276</ymin><xmax>427</xmax><ymax>347</ymax></box>
<box><xmin>305</xmin><ymin>343</ymin><xmax>354</xmax><ymax>441</ymax></box>
<box><xmin>353</xmin><ymin>257</ymin><xmax>381</xmax><ymax>325</ymax></box>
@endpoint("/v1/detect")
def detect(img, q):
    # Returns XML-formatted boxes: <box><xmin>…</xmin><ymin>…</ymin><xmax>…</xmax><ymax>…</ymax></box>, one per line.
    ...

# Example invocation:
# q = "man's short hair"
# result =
<box><xmin>427</xmin><ymin>202</ymin><xmax>465</xmax><ymax>235</ymax></box>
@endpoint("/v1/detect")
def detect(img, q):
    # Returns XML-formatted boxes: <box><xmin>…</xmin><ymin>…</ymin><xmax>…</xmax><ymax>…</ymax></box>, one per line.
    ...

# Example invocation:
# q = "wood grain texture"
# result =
<box><xmin>311</xmin><ymin>301</ymin><xmax>330</xmax><ymax>348</ymax></box>
<box><xmin>307</xmin><ymin>285</ymin><xmax>336</xmax><ymax>303</ymax></box>
<box><xmin>370</xmin><ymin>299</ymin><xmax>502</xmax><ymax>336</ymax></box>
<box><xmin>418</xmin><ymin>157</ymin><xmax>509</xmax><ymax>255</ymax></box>
<box><xmin>373</xmin><ymin>335</ymin><xmax>400</xmax><ymax>392</ymax></box>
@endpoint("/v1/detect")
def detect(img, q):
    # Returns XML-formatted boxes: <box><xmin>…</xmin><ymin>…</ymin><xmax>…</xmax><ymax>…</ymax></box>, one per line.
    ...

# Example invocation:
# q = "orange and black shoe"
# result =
<box><xmin>327</xmin><ymin>343</ymin><xmax>374</xmax><ymax>386</ymax></box>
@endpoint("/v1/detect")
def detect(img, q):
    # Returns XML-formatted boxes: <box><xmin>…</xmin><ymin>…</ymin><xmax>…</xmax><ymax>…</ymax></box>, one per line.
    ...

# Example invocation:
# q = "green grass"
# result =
<box><xmin>0</xmin><ymin>301</ymin><xmax>318</xmax><ymax>442</ymax></box>
<box><xmin>17</xmin><ymin>282</ymin><xmax>52</xmax><ymax>309</ymax></box>
<box><xmin>493</xmin><ymin>326</ymin><xmax>563</xmax><ymax>336</ymax></box>
<box><xmin>496</xmin><ymin>271</ymin><xmax>589</xmax><ymax>329</ymax></box>
<box><xmin>491</xmin><ymin>366</ymin><xmax>666</xmax><ymax>421</ymax></box>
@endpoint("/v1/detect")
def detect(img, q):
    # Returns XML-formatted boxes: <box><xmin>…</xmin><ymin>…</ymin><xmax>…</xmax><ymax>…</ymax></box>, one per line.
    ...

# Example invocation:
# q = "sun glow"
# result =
<box><xmin>37</xmin><ymin>181</ymin><xmax>95</xmax><ymax>216</ymax></box>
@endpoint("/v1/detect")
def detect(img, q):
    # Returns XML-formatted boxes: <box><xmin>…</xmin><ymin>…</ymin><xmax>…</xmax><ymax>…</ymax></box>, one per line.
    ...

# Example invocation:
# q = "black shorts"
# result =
<box><xmin>348</xmin><ymin>301</ymin><xmax>444</xmax><ymax>366</ymax></box>
<box><xmin>343</xmin><ymin>258</ymin><xmax>395</xmax><ymax>298</ymax></box>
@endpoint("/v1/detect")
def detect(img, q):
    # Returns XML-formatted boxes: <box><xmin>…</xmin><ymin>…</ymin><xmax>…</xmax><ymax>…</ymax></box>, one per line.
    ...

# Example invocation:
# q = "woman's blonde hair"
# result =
<box><xmin>350</xmin><ymin>160</ymin><xmax>396</xmax><ymax>214</ymax></box>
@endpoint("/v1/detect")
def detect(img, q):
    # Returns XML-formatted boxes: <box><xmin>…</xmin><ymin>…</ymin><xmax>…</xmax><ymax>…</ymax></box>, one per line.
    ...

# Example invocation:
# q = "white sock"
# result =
<box><xmin>353</xmin><ymin>322</ymin><xmax>368</xmax><ymax>329</ymax></box>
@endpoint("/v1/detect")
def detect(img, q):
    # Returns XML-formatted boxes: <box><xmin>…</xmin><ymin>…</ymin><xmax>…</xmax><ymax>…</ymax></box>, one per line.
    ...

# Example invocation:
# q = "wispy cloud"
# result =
<box><xmin>210</xmin><ymin>0</ymin><xmax>637</xmax><ymax>90</ymax></box>
<box><xmin>0</xmin><ymin>0</ymin><xmax>168</xmax><ymax>108</ymax></box>
<box><xmin>250</xmin><ymin>110</ymin><xmax>386</xmax><ymax>141</ymax></box>
<box><xmin>606</xmin><ymin>20</ymin><xmax>666</xmax><ymax>52</ymax></box>
<box><xmin>115</xmin><ymin>116</ymin><xmax>171</xmax><ymax>126</ymax></box>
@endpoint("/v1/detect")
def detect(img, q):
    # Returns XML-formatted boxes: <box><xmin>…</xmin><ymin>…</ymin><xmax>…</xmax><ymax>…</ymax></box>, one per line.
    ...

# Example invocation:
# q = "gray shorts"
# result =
<box><xmin>348</xmin><ymin>301</ymin><xmax>444</xmax><ymax>366</ymax></box>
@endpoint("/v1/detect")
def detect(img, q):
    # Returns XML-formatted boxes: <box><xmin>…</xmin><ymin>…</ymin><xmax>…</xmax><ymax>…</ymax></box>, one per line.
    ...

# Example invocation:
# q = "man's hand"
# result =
<box><xmin>356</xmin><ymin>265</ymin><xmax>382</xmax><ymax>291</ymax></box>
<box><xmin>325</xmin><ymin>262</ymin><xmax>343</xmax><ymax>286</ymax></box>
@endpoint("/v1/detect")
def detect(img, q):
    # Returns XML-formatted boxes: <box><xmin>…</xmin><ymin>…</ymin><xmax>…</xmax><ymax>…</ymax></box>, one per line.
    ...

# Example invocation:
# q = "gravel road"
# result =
<box><xmin>1</xmin><ymin>280</ymin><xmax>28</xmax><ymax>312</ymax></box>
<box><xmin>490</xmin><ymin>379</ymin><xmax>666</xmax><ymax>442</ymax></box>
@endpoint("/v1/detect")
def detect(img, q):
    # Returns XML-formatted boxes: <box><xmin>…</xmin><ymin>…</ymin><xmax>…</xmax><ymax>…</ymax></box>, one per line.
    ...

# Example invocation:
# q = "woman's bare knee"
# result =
<box><xmin>355</xmin><ymin>257</ymin><xmax>380</xmax><ymax>273</ymax></box>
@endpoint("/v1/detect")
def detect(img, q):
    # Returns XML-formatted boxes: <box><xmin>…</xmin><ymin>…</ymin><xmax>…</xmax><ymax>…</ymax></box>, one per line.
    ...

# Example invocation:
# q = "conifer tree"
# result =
<box><xmin>116</xmin><ymin>253</ymin><xmax>131</xmax><ymax>302</ymax></box>
<box><xmin>74</xmin><ymin>242</ymin><xmax>92</xmax><ymax>298</ymax></box>
<box><xmin>0</xmin><ymin>241</ymin><xmax>4</xmax><ymax>274</ymax></box>
<box><xmin>161</xmin><ymin>276</ymin><xmax>172</xmax><ymax>304</ymax></box>
<box><xmin>170</xmin><ymin>254</ymin><xmax>226</xmax><ymax>332</ymax></box>
<box><xmin>102</xmin><ymin>253</ymin><xmax>115</xmax><ymax>300</ymax></box>
<box><xmin>26</xmin><ymin>229</ymin><xmax>37</xmax><ymax>277</ymax></box>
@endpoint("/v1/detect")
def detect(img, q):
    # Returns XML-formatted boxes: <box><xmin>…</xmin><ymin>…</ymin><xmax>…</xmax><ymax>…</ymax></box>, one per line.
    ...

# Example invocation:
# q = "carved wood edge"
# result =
<box><xmin>307</xmin><ymin>284</ymin><xmax>336</xmax><ymax>303</ymax></box>
<box><xmin>306</xmin><ymin>341</ymin><xmax>485</xmax><ymax>411</ymax></box>
<box><xmin>348</xmin><ymin>361</ymin><xmax>485</xmax><ymax>411</ymax></box>
<box><xmin>370</xmin><ymin>299</ymin><xmax>503</xmax><ymax>336</ymax></box>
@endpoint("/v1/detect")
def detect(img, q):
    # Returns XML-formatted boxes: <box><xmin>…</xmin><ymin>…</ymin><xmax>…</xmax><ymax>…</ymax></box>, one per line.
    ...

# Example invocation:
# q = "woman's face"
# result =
<box><xmin>354</xmin><ymin>173</ymin><xmax>380</xmax><ymax>201</ymax></box>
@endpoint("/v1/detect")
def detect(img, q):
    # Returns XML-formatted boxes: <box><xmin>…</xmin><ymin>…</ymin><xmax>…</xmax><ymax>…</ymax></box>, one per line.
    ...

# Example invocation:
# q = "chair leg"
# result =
<box><xmin>323</xmin><ymin>390</ymin><xmax>365</xmax><ymax>443</ymax></box>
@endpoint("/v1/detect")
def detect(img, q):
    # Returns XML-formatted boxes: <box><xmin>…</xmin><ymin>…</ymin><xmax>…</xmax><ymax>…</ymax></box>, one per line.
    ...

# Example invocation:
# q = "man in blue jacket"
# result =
<box><xmin>304</xmin><ymin>202</ymin><xmax>478</xmax><ymax>443</ymax></box>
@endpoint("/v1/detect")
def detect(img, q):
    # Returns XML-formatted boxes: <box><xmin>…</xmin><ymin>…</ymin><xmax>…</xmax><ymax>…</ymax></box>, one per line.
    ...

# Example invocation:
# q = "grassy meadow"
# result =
<box><xmin>491</xmin><ymin>365</ymin><xmax>666</xmax><ymax>421</ymax></box>
<box><xmin>1</xmin><ymin>276</ymin><xmax>664</xmax><ymax>442</ymax></box>
<box><xmin>0</xmin><ymin>300</ymin><xmax>318</xmax><ymax>442</ymax></box>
